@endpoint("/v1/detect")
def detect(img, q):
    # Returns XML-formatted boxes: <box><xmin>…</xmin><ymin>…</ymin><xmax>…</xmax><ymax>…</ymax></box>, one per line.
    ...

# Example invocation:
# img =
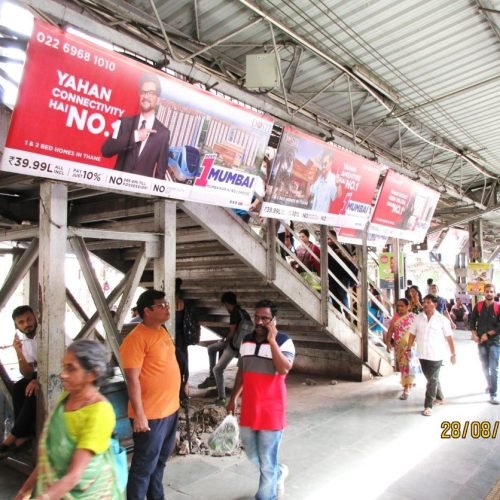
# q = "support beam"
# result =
<box><xmin>154</xmin><ymin>201</ymin><xmax>177</xmax><ymax>337</ymax></box>
<box><xmin>38</xmin><ymin>182</ymin><xmax>67</xmax><ymax>413</ymax></box>
<box><xmin>70</xmin><ymin>236</ymin><xmax>123</xmax><ymax>373</ymax></box>
<box><xmin>0</xmin><ymin>238</ymin><xmax>39</xmax><ymax>312</ymax></box>
<box><xmin>66</xmin><ymin>288</ymin><xmax>90</xmax><ymax>327</ymax></box>
<box><xmin>359</xmin><ymin>226</ymin><xmax>369</xmax><ymax>363</ymax></box>
<box><xmin>114</xmin><ymin>246</ymin><xmax>149</xmax><ymax>330</ymax></box>
<box><xmin>393</xmin><ymin>238</ymin><xmax>401</xmax><ymax>299</ymax></box>
<box><xmin>320</xmin><ymin>225</ymin><xmax>329</xmax><ymax>326</ymax></box>
<box><xmin>266</xmin><ymin>218</ymin><xmax>277</xmax><ymax>282</ymax></box>
<box><xmin>75</xmin><ymin>270</ymin><xmax>132</xmax><ymax>340</ymax></box>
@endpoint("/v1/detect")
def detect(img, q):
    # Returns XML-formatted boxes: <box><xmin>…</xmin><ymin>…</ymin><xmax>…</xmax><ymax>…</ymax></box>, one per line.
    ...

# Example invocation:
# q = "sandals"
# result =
<box><xmin>422</xmin><ymin>407</ymin><xmax>432</xmax><ymax>416</ymax></box>
<box><xmin>399</xmin><ymin>391</ymin><xmax>409</xmax><ymax>400</ymax></box>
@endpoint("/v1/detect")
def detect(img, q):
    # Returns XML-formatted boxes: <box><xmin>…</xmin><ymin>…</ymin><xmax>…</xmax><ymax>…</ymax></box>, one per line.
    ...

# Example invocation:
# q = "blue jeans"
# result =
<box><xmin>127</xmin><ymin>411</ymin><xmax>179</xmax><ymax>500</ymax></box>
<box><xmin>478</xmin><ymin>342</ymin><xmax>500</xmax><ymax>397</ymax></box>
<box><xmin>240</xmin><ymin>426</ymin><xmax>283</xmax><ymax>500</ymax></box>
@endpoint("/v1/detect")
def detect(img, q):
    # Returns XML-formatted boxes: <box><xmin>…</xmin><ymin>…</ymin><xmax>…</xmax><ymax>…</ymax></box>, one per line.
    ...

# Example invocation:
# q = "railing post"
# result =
<box><xmin>320</xmin><ymin>225</ymin><xmax>329</xmax><ymax>326</ymax></box>
<box><xmin>393</xmin><ymin>237</ymin><xmax>401</xmax><ymax>300</ymax></box>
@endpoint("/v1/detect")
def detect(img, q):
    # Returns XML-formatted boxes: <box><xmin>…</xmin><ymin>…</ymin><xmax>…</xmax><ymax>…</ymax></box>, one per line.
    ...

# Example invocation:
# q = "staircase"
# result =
<box><xmin>86</xmin><ymin>200</ymin><xmax>392</xmax><ymax>380</ymax></box>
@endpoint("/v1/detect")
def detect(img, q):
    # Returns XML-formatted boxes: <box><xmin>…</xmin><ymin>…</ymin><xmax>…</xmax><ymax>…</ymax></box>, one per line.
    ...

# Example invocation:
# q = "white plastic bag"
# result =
<box><xmin>208</xmin><ymin>415</ymin><xmax>240</xmax><ymax>453</ymax></box>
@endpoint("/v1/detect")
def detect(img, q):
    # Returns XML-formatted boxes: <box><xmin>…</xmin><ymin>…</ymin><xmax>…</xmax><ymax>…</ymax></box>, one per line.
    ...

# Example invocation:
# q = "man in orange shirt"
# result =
<box><xmin>120</xmin><ymin>289</ymin><xmax>181</xmax><ymax>499</ymax></box>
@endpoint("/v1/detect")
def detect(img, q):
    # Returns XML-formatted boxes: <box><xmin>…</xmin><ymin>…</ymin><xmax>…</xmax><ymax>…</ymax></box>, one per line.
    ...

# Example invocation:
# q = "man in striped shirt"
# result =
<box><xmin>227</xmin><ymin>299</ymin><xmax>295</xmax><ymax>500</ymax></box>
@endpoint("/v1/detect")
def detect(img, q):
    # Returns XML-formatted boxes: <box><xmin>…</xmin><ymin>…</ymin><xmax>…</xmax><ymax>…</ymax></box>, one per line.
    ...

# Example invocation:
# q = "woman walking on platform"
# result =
<box><xmin>15</xmin><ymin>340</ymin><xmax>123</xmax><ymax>500</ymax></box>
<box><xmin>386</xmin><ymin>299</ymin><xmax>417</xmax><ymax>400</ymax></box>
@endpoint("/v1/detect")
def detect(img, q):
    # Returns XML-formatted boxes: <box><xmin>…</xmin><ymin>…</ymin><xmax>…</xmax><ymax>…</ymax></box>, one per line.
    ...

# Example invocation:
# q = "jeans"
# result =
<box><xmin>213</xmin><ymin>345</ymin><xmax>238</xmax><ymax>399</ymax></box>
<box><xmin>11</xmin><ymin>378</ymin><xmax>36</xmax><ymax>438</ymax></box>
<box><xmin>419</xmin><ymin>359</ymin><xmax>444</xmax><ymax>408</ymax></box>
<box><xmin>127</xmin><ymin>411</ymin><xmax>179</xmax><ymax>500</ymax></box>
<box><xmin>478</xmin><ymin>342</ymin><xmax>500</xmax><ymax>397</ymax></box>
<box><xmin>208</xmin><ymin>339</ymin><xmax>226</xmax><ymax>373</ymax></box>
<box><xmin>240</xmin><ymin>426</ymin><xmax>284</xmax><ymax>500</ymax></box>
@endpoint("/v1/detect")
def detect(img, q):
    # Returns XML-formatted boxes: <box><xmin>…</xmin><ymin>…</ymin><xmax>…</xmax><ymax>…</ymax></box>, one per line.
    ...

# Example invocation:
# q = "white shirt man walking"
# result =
<box><xmin>407</xmin><ymin>294</ymin><xmax>457</xmax><ymax>416</ymax></box>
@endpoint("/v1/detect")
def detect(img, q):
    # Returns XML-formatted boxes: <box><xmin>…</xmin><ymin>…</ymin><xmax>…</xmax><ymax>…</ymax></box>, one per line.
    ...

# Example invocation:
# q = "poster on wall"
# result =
<box><xmin>1</xmin><ymin>20</ymin><xmax>274</xmax><ymax>209</ymax></box>
<box><xmin>370</xmin><ymin>170</ymin><xmax>440</xmax><ymax>243</ymax></box>
<box><xmin>261</xmin><ymin>126</ymin><xmax>383</xmax><ymax>228</ymax></box>
<box><xmin>378</xmin><ymin>251</ymin><xmax>405</xmax><ymax>289</ymax></box>
<box><xmin>466</xmin><ymin>262</ymin><xmax>494</xmax><ymax>295</ymax></box>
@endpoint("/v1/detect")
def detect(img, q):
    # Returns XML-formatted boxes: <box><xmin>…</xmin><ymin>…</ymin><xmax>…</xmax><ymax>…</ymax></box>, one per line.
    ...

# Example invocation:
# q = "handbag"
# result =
<box><xmin>111</xmin><ymin>436</ymin><xmax>128</xmax><ymax>492</ymax></box>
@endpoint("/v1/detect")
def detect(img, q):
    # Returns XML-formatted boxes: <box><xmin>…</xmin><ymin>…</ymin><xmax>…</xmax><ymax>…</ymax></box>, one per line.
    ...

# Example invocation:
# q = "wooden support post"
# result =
<box><xmin>154</xmin><ymin>200</ymin><xmax>176</xmax><ymax>337</ymax></box>
<box><xmin>70</xmin><ymin>236</ymin><xmax>123</xmax><ymax>374</ymax></box>
<box><xmin>38</xmin><ymin>182</ymin><xmax>67</xmax><ymax>413</ymax></box>
<box><xmin>266</xmin><ymin>218</ymin><xmax>277</xmax><ymax>282</ymax></box>
<box><xmin>393</xmin><ymin>237</ymin><xmax>400</xmax><ymax>300</ymax></box>
<box><xmin>320</xmin><ymin>225</ymin><xmax>329</xmax><ymax>326</ymax></box>
<box><xmin>359</xmin><ymin>224</ymin><xmax>369</xmax><ymax>363</ymax></box>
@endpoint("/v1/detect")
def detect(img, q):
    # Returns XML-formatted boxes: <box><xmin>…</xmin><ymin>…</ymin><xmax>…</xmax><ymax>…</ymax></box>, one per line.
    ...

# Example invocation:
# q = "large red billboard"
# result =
<box><xmin>261</xmin><ymin>125</ymin><xmax>383</xmax><ymax>228</ymax></box>
<box><xmin>370</xmin><ymin>170</ymin><xmax>439</xmax><ymax>243</ymax></box>
<box><xmin>1</xmin><ymin>20</ymin><xmax>273</xmax><ymax>209</ymax></box>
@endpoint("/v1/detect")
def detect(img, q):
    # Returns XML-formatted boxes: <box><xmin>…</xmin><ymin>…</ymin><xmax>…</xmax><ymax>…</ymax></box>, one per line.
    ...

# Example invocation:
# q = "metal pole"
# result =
<box><xmin>360</xmin><ymin>223</ymin><xmax>369</xmax><ymax>362</ymax></box>
<box><xmin>320</xmin><ymin>225</ymin><xmax>329</xmax><ymax>326</ymax></box>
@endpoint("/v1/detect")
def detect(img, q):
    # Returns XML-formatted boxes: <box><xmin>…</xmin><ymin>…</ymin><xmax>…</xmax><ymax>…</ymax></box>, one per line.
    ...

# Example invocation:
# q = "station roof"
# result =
<box><xmin>1</xmin><ymin>0</ymin><xmax>500</xmax><ymax>250</ymax></box>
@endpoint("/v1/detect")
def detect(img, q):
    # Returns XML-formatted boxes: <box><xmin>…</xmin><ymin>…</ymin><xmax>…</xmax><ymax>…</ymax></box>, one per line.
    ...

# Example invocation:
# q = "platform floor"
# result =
<box><xmin>1</xmin><ymin>330</ymin><xmax>499</xmax><ymax>500</ymax></box>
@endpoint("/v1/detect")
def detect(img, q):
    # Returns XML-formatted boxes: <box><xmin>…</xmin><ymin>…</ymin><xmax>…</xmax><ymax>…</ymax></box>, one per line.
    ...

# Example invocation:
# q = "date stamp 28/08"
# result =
<box><xmin>441</xmin><ymin>421</ymin><xmax>498</xmax><ymax>439</ymax></box>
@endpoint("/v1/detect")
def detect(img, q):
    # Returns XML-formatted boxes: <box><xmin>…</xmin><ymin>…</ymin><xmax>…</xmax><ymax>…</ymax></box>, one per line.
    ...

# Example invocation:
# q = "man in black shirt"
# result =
<box><xmin>470</xmin><ymin>284</ymin><xmax>500</xmax><ymax>405</ymax></box>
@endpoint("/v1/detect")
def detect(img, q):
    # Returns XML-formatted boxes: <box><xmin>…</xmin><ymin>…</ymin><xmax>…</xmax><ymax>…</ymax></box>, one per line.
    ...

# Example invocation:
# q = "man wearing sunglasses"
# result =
<box><xmin>102</xmin><ymin>72</ymin><xmax>170</xmax><ymax>178</ymax></box>
<box><xmin>120</xmin><ymin>289</ymin><xmax>181</xmax><ymax>499</ymax></box>
<box><xmin>227</xmin><ymin>300</ymin><xmax>295</xmax><ymax>500</ymax></box>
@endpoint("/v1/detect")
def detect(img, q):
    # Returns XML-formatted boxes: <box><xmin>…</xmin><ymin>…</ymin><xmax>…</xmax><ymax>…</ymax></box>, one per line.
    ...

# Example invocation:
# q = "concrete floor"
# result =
<box><xmin>1</xmin><ymin>330</ymin><xmax>499</xmax><ymax>500</ymax></box>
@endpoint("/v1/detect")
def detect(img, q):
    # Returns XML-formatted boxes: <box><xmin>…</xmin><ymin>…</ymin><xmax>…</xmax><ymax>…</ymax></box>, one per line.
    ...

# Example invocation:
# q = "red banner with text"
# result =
<box><xmin>370</xmin><ymin>170</ymin><xmax>439</xmax><ymax>243</ymax></box>
<box><xmin>1</xmin><ymin>20</ymin><xmax>274</xmax><ymax>209</ymax></box>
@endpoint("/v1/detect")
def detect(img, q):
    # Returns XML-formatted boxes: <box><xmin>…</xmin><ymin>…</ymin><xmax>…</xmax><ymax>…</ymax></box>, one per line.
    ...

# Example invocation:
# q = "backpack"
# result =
<box><xmin>183</xmin><ymin>302</ymin><xmax>201</xmax><ymax>346</ymax></box>
<box><xmin>476</xmin><ymin>300</ymin><xmax>500</xmax><ymax>317</ymax></box>
<box><xmin>230</xmin><ymin>307</ymin><xmax>254</xmax><ymax>351</ymax></box>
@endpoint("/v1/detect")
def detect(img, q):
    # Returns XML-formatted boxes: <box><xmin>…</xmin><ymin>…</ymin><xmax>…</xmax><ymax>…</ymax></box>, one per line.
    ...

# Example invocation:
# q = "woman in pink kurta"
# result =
<box><xmin>386</xmin><ymin>299</ymin><xmax>416</xmax><ymax>400</ymax></box>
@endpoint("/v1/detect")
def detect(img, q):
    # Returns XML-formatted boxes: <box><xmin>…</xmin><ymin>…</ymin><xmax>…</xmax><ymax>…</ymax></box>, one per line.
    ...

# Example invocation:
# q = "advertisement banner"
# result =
<box><xmin>466</xmin><ymin>262</ymin><xmax>494</xmax><ymax>295</ymax></box>
<box><xmin>378</xmin><ymin>251</ymin><xmax>404</xmax><ymax>289</ymax></box>
<box><xmin>370</xmin><ymin>170</ymin><xmax>439</xmax><ymax>243</ymax></box>
<box><xmin>261</xmin><ymin>126</ymin><xmax>383</xmax><ymax>228</ymax></box>
<box><xmin>1</xmin><ymin>20</ymin><xmax>274</xmax><ymax>209</ymax></box>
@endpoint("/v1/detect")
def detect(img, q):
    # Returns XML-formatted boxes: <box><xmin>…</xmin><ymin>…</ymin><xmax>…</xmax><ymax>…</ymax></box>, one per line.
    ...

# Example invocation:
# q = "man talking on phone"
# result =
<box><xmin>227</xmin><ymin>300</ymin><xmax>295</xmax><ymax>500</ymax></box>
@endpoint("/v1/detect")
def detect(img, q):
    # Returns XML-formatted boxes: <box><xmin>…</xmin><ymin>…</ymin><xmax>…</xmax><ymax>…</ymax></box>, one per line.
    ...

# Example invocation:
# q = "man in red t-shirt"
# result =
<box><xmin>227</xmin><ymin>300</ymin><xmax>295</xmax><ymax>500</ymax></box>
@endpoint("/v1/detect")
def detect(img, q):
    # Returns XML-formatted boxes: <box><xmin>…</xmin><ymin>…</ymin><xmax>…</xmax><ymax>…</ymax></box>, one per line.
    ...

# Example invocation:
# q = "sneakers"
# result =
<box><xmin>277</xmin><ymin>463</ymin><xmax>289</xmax><ymax>499</ymax></box>
<box><xmin>490</xmin><ymin>396</ymin><xmax>499</xmax><ymax>405</ymax></box>
<box><xmin>214</xmin><ymin>397</ymin><xmax>226</xmax><ymax>406</ymax></box>
<box><xmin>198</xmin><ymin>376</ymin><xmax>216</xmax><ymax>389</ymax></box>
<box><xmin>422</xmin><ymin>407</ymin><xmax>432</xmax><ymax>416</ymax></box>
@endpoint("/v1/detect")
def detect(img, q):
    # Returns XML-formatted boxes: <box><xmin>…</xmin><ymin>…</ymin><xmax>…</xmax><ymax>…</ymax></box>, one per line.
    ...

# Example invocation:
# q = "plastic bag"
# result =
<box><xmin>408</xmin><ymin>348</ymin><xmax>422</xmax><ymax>376</ymax></box>
<box><xmin>208</xmin><ymin>415</ymin><xmax>240</xmax><ymax>453</ymax></box>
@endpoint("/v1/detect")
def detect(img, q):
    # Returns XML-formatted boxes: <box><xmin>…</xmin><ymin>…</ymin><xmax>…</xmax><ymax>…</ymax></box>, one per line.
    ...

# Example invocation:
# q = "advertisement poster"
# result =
<box><xmin>370</xmin><ymin>170</ymin><xmax>439</xmax><ymax>243</ymax></box>
<box><xmin>336</xmin><ymin>227</ymin><xmax>387</xmax><ymax>249</ymax></box>
<box><xmin>466</xmin><ymin>262</ymin><xmax>494</xmax><ymax>295</ymax></box>
<box><xmin>261</xmin><ymin>126</ymin><xmax>383</xmax><ymax>228</ymax></box>
<box><xmin>378</xmin><ymin>251</ymin><xmax>404</xmax><ymax>289</ymax></box>
<box><xmin>1</xmin><ymin>20</ymin><xmax>274</xmax><ymax>209</ymax></box>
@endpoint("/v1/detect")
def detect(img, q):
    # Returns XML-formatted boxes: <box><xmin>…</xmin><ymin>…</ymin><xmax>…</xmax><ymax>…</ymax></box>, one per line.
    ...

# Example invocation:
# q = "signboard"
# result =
<box><xmin>370</xmin><ymin>170</ymin><xmax>439</xmax><ymax>243</ymax></box>
<box><xmin>466</xmin><ymin>262</ymin><xmax>493</xmax><ymax>295</ymax></box>
<box><xmin>1</xmin><ymin>20</ymin><xmax>274</xmax><ymax>209</ymax></box>
<box><xmin>378</xmin><ymin>251</ymin><xmax>404</xmax><ymax>289</ymax></box>
<box><xmin>261</xmin><ymin>126</ymin><xmax>383</xmax><ymax>228</ymax></box>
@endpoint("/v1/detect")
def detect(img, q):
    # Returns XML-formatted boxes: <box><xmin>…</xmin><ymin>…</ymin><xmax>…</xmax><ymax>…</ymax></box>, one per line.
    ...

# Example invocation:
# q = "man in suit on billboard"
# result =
<box><xmin>102</xmin><ymin>73</ymin><xmax>170</xmax><ymax>179</ymax></box>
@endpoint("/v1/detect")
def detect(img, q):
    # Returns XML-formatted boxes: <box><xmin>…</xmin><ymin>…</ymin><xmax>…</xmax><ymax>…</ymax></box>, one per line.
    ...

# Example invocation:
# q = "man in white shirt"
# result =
<box><xmin>407</xmin><ymin>295</ymin><xmax>457</xmax><ymax>416</ymax></box>
<box><xmin>310</xmin><ymin>154</ymin><xmax>339</xmax><ymax>213</ymax></box>
<box><xmin>0</xmin><ymin>305</ymin><xmax>39</xmax><ymax>454</ymax></box>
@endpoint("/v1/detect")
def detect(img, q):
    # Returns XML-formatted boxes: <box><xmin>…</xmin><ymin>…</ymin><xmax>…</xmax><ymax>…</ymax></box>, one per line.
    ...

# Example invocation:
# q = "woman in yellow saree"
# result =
<box><xmin>385</xmin><ymin>299</ymin><xmax>417</xmax><ymax>400</ymax></box>
<box><xmin>15</xmin><ymin>340</ymin><xmax>124</xmax><ymax>499</ymax></box>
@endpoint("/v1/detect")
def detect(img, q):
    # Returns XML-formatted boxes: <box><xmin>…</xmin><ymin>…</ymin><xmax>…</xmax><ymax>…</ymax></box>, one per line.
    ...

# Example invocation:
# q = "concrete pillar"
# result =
<box><xmin>38</xmin><ymin>182</ymin><xmax>67</xmax><ymax>413</ymax></box>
